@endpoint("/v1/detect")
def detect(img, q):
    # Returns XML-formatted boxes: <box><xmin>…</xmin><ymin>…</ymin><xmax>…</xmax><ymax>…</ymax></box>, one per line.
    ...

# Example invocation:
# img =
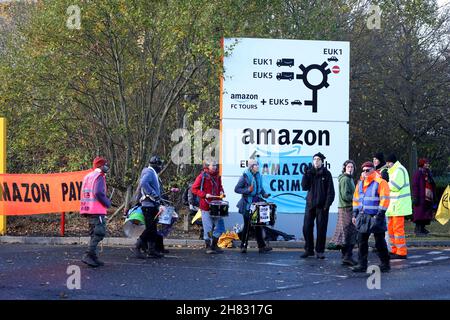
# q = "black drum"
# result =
<box><xmin>209</xmin><ymin>200</ymin><xmax>229</xmax><ymax>217</ymax></box>
<box><xmin>250</xmin><ymin>201</ymin><xmax>277</xmax><ymax>226</ymax></box>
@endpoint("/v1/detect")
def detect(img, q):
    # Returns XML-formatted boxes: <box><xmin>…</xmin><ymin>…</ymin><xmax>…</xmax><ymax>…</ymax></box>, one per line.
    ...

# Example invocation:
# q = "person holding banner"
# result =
<box><xmin>234</xmin><ymin>159</ymin><xmax>272</xmax><ymax>254</ymax></box>
<box><xmin>80</xmin><ymin>157</ymin><xmax>111</xmax><ymax>268</ymax></box>
<box><xmin>191</xmin><ymin>159</ymin><xmax>226</xmax><ymax>254</ymax></box>
<box><xmin>300</xmin><ymin>152</ymin><xmax>335</xmax><ymax>259</ymax></box>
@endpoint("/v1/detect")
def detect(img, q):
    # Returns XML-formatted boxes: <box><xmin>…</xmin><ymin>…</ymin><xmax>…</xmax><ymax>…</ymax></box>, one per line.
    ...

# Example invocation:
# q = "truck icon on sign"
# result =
<box><xmin>276</xmin><ymin>72</ymin><xmax>294</xmax><ymax>81</ymax></box>
<box><xmin>276</xmin><ymin>58</ymin><xmax>295</xmax><ymax>67</ymax></box>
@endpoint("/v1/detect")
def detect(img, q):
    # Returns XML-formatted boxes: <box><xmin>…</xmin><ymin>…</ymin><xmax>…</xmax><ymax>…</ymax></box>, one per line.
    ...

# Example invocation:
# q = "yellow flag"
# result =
<box><xmin>435</xmin><ymin>185</ymin><xmax>450</xmax><ymax>225</ymax></box>
<box><xmin>191</xmin><ymin>209</ymin><xmax>202</xmax><ymax>224</ymax></box>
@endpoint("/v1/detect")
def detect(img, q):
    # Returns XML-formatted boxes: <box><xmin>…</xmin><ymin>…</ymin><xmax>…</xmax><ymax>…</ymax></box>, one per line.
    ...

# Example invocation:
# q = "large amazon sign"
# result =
<box><xmin>0</xmin><ymin>170</ymin><xmax>90</xmax><ymax>215</ymax></box>
<box><xmin>220</xmin><ymin>38</ymin><xmax>349</xmax><ymax>214</ymax></box>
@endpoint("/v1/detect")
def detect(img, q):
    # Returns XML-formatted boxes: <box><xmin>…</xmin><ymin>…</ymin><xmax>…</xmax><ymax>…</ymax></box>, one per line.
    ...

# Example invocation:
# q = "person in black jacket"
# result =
<box><xmin>300</xmin><ymin>152</ymin><xmax>335</xmax><ymax>259</ymax></box>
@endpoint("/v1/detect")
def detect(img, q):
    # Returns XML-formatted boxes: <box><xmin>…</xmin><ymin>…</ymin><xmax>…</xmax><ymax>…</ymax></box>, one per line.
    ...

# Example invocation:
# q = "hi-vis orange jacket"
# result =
<box><xmin>353</xmin><ymin>171</ymin><xmax>390</xmax><ymax>215</ymax></box>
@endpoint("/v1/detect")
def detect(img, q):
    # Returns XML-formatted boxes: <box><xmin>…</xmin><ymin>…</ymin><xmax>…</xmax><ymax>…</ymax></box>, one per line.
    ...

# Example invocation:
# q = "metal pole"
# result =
<box><xmin>60</xmin><ymin>212</ymin><xmax>65</xmax><ymax>237</ymax></box>
<box><xmin>0</xmin><ymin>118</ymin><xmax>7</xmax><ymax>235</ymax></box>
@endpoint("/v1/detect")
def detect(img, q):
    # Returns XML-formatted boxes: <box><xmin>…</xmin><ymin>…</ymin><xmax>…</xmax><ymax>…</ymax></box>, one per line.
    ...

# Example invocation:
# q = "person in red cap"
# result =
<box><xmin>351</xmin><ymin>161</ymin><xmax>391</xmax><ymax>272</ymax></box>
<box><xmin>412</xmin><ymin>158</ymin><xmax>436</xmax><ymax>235</ymax></box>
<box><xmin>79</xmin><ymin>157</ymin><xmax>111</xmax><ymax>267</ymax></box>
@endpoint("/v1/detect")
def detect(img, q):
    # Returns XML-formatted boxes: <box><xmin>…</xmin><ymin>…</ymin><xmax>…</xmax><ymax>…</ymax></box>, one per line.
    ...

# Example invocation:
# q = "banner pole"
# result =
<box><xmin>60</xmin><ymin>212</ymin><xmax>65</xmax><ymax>237</ymax></box>
<box><xmin>0</xmin><ymin>118</ymin><xmax>7</xmax><ymax>235</ymax></box>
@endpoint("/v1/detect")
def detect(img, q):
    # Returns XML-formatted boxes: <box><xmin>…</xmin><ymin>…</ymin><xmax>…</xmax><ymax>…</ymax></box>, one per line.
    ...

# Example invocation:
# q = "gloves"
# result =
<box><xmin>305</xmin><ymin>163</ymin><xmax>313</xmax><ymax>175</ymax></box>
<box><xmin>377</xmin><ymin>209</ymin><xmax>386</xmax><ymax>219</ymax></box>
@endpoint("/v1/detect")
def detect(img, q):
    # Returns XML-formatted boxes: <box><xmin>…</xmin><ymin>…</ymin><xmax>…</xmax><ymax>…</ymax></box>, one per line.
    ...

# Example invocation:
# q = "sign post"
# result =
<box><xmin>0</xmin><ymin>118</ymin><xmax>6</xmax><ymax>235</ymax></box>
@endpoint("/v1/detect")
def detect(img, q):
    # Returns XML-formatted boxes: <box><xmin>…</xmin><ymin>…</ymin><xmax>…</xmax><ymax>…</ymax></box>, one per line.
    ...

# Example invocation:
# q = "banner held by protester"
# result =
<box><xmin>0</xmin><ymin>170</ymin><xmax>90</xmax><ymax>215</ymax></box>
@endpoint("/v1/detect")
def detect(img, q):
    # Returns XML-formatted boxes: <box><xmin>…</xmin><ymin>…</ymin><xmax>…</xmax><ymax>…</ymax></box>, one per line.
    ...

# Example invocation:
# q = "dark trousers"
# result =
<box><xmin>241</xmin><ymin>214</ymin><xmax>265</xmax><ymax>248</ymax></box>
<box><xmin>303</xmin><ymin>207</ymin><xmax>329</xmax><ymax>254</ymax></box>
<box><xmin>357</xmin><ymin>232</ymin><xmax>390</xmax><ymax>267</ymax></box>
<box><xmin>85</xmin><ymin>215</ymin><xmax>106</xmax><ymax>255</ymax></box>
<box><xmin>140</xmin><ymin>206</ymin><xmax>159</xmax><ymax>244</ymax></box>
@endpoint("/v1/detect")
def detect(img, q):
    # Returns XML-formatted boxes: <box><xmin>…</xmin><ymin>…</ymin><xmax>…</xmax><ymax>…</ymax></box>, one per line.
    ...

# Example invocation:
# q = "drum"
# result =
<box><xmin>124</xmin><ymin>206</ymin><xmax>145</xmax><ymax>238</ymax></box>
<box><xmin>209</xmin><ymin>200</ymin><xmax>229</xmax><ymax>217</ymax></box>
<box><xmin>250</xmin><ymin>202</ymin><xmax>277</xmax><ymax>226</ymax></box>
<box><xmin>267</xmin><ymin>202</ymin><xmax>277</xmax><ymax>226</ymax></box>
<box><xmin>158</xmin><ymin>206</ymin><xmax>176</xmax><ymax>225</ymax></box>
<box><xmin>157</xmin><ymin>206</ymin><xmax>179</xmax><ymax>237</ymax></box>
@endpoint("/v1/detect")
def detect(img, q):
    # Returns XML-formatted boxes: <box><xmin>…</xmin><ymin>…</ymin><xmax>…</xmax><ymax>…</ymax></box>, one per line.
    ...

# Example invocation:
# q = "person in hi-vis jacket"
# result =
<box><xmin>80</xmin><ymin>157</ymin><xmax>111</xmax><ymax>268</ymax></box>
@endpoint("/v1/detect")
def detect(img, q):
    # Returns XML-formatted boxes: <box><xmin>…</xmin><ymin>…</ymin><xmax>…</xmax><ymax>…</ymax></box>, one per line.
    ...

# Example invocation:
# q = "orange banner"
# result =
<box><xmin>0</xmin><ymin>170</ymin><xmax>91</xmax><ymax>215</ymax></box>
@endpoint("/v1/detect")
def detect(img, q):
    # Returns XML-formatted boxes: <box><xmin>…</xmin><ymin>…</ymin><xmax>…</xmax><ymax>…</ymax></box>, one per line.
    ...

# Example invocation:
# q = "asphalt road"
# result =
<box><xmin>1</xmin><ymin>244</ymin><xmax>450</xmax><ymax>300</ymax></box>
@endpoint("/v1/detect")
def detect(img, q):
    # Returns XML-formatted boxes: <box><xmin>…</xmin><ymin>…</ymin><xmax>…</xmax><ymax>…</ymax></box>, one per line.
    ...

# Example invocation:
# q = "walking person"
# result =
<box><xmin>132</xmin><ymin>156</ymin><xmax>164</xmax><ymax>259</ymax></box>
<box><xmin>385</xmin><ymin>154</ymin><xmax>412</xmax><ymax>259</ymax></box>
<box><xmin>351</xmin><ymin>161</ymin><xmax>391</xmax><ymax>272</ymax></box>
<box><xmin>412</xmin><ymin>158</ymin><xmax>436</xmax><ymax>236</ymax></box>
<box><xmin>300</xmin><ymin>152</ymin><xmax>335</xmax><ymax>259</ymax></box>
<box><xmin>80</xmin><ymin>157</ymin><xmax>111</xmax><ymax>267</ymax></box>
<box><xmin>234</xmin><ymin>159</ymin><xmax>272</xmax><ymax>254</ymax></box>
<box><xmin>192</xmin><ymin>159</ymin><xmax>226</xmax><ymax>254</ymax></box>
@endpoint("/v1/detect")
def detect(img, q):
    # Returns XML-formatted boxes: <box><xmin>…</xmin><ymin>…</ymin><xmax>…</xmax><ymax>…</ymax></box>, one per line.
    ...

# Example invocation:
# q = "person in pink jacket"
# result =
<box><xmin>80</xmin><ymin>157</ymin><xmax>111</xmax><ymax>267</ymax></box>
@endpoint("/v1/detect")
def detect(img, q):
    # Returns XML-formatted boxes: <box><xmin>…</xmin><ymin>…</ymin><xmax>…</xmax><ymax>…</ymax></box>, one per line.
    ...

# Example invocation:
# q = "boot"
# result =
<box><xmin>414</xmin><ymin>224</ymin><xmax>421</xmax><ymax>235</ymax></box>
<box><xmin>156</xmin><ymin>235</ymin><xmax>169</xmax><ymax>254</ymax></box>
<box><xmin>81</xmin><ymin>252</ymin><xmax>100</xmax><ymax>267</ymax></box>
<box><xmin>351</xmin><ymin>264</ymin><xmax>367</xmax><ymax>272</ymax></box>
<box><xmin>92</xmin><ymin>254</ymin><xmax>104</xmax><ymax>266</ymax></box>
<box><xmin>379</xmin><ymin>262</ymin><xmax>391</xmax><ymax>272</ymax></box>
<box><xmin>259</xmin><ymin>246</ymin><xmax>272</xmax><ymax>254</ymax></box>
<box><xmin>205</xmin><ymin>239</ymin><xmax>217</xmax><ymax>254</ymax></box>
<box><xmin>342</xmin><ymin>245</ymin><xmax>357</xmax><ymax>266</ymax></box>
<box><xmin>300</xmin><ymin>251</ymin><xmax>314</xmax><ymax>258</ymax></box>
<box><xmin>147</xmin><ymin>241</ymin><xmax>164</xmax><ymax>258</ymax></box>
<box><xmin>132</xmin><ymin>238</ymin><xmax>146</xmax><ymax>259</ymax></box>
<box><xmin>211</xmin><ymin>237</ymin><xmax>224</xmax><ymax>254</ymax></box>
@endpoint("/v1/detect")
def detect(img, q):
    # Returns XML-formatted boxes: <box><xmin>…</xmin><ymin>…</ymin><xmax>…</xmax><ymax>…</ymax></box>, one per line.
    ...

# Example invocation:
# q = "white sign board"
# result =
<box><xmin>222</xmin><ymin>38</ymin><xmax>349</xmax><ymax>121</ymax></box>
<box><xmin>220</xmin><ymin>37</ymin><xmax>349</xmax><ymax>218</ymax></box>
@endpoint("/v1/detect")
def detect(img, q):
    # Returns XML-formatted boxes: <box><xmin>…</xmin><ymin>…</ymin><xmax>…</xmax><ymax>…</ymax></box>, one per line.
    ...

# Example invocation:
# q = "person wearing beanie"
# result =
<box><xmin>300</xmin><ymin>152</ymin><xmax>335</xmax><ymax>259</ymax></box>
<box><xmin>234</xmin><ymin>158</ymin><xmax>272</xmax><ymax>254</ymax></box>
<box><xmin>192</xmin><ymin>158</ymin><xmax>227</xmax><ymax>254</ymax></box>
<box><xmin>385</xmin><ymin>154</ymin><xmax>412</xmax><ymax>259</ymax></box>
<box><xmin>131</xmin><ymin>155</ymin><xmax>165</xmax><ymax>259</ymax></box>
<box><xmin>80</xmin><ymin>157</ymin><xmax>111</xmax><ymax>267</ymax></box>
<box><xmin>412</xmin><ymin>158</ymin><xmax>436</xmax><ymax>235</ymax></box>
<box><xmin>373</xmin><ymin>152</ymin><xmax>389</xmax><ymax>182</ymax></box>
<box><xmin>351</xmin><ymin>161</ymin><xmax>391</xmax><ymax>272</ymax></box>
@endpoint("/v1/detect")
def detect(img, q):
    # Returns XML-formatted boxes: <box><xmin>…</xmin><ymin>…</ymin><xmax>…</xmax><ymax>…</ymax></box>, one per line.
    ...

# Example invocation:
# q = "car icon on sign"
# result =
<box><xmin>276</xmin><ymin>72</ymin><xmax>294</xmax><ymax>80</ymax></box>
<box><xmin>276</xmin><ymin>58</ymin><xmax>295</xmax><ymax>67</ymax></box>
<box><xmin>291</xmin><ymin>100</ymin><xmax>303</xmax><ymax>105</ymax></box>
<box><xmin>327</xmin><ymin>56</ymin><xmax>339</xmax><ymax>62</ymax></box>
